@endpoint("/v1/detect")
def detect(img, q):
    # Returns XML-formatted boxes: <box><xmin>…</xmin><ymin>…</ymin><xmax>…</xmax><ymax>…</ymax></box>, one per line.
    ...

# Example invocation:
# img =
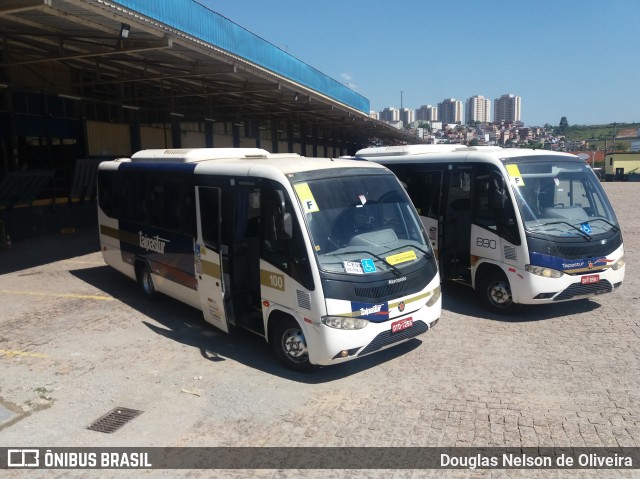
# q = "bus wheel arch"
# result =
<box><xmin>268</xmin><ymin>311</ymin><xmax>313</xmax><ymax>372</ymax></box>
<box><xmin>474</xmin><ymin>264</ymin><xmax>521</xmax><ymax>315</ymax></box>
<box><xmin>135</xmin><ymin>259</ymin><xmax>157</xmax><ymax>297</ymax></box>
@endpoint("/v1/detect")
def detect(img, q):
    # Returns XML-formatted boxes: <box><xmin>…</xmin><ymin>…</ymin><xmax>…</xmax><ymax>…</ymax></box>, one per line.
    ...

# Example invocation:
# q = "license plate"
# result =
<box><xmin>581</xmin><ymin>274</ymin><xmax>600</xmax><ymax>285</ymax></box>
<box><xmin>391</xmin><ymin>317</ymin><xmax>413</xmax><ymax>333</ymax></box>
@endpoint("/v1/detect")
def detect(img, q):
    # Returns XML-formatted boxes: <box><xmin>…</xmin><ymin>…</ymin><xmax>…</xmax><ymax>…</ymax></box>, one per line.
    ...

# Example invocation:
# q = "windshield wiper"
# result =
<box><xmin>383</xmin><ymin>243</ymin><xmax>433</xmax><ymax>259</ymax></box>
<box><xmin>408</xmin><ymin>245</ymin><xmax>433</xmax><ymax>259</ymax></box>
<box><xmin>341</xmin><ymin>249</ymin><xmax>402</xmax><ymax>276</ymax></box>
<box><xmin>531</xmin><ymin>221</ymin><xmax>592</xmax><ymax>240</ymax></box>
<box><xmin>588</xmin><ymin>217</ymin><xmax>620</xmax><ymax>232</ymax></box>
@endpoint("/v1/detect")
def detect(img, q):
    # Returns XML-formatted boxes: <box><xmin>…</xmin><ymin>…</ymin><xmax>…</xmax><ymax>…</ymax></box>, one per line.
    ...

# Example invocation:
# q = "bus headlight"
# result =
<box><xmin>611</xmin><ymin>256</ymin><xmax>625</xmax><ymax>271</ymax></box>
<box><xmin>321</xmin><ymin>316</ymin><xmax>369</xmax><ymax>330</ymax></box>
<box><xmin>426</xmin><ymin>285</ymin><xmax>441</xmax><ymax>307</ymax></box>
<box><xmin>525</xmin><ymin>264</ymin><xmax>563</xmax><ymax>278</ymax></box>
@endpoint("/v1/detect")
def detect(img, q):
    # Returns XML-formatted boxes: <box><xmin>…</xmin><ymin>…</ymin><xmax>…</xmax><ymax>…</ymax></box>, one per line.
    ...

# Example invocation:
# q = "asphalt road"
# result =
<box><xmin>0</xmin><ymin>182</ymin><xmax>638</xmax><ymax>479</ymax></box>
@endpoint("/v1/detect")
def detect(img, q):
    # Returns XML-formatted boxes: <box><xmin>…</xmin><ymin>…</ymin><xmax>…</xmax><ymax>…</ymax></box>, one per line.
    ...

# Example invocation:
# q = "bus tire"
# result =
<box><xmin>477</xmin><ymin>270</ymin><xmax>521</xmax><ymax>315</ymax></box>
<box><xmin>271</xmin><ymin>317</ymin><xmax>313</xmax><ymax>372</ymax></box>
<box><xmin>136</xmin><ymin>261</ymin><xmax>157</xmax><ymax>297</ymax></box>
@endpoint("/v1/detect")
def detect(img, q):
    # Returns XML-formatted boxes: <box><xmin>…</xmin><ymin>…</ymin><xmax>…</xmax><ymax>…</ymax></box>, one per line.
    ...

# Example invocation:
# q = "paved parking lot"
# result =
<box><xmin>0</xmin><ymin>183</ymin><xmax>639</xmax><ymax>478</ymax></box>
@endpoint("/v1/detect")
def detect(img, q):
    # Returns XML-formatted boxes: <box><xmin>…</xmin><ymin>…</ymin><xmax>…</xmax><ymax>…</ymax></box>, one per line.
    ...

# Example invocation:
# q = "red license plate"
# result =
<box><xmin>581</xmin><ymin>274</ymin><xmax>600</xmax><ymax>285</ymax></box>
<box><xmin>391</xmin><ymin>317</ymin><xmax>413</xmax><ymax>333</ymax></box>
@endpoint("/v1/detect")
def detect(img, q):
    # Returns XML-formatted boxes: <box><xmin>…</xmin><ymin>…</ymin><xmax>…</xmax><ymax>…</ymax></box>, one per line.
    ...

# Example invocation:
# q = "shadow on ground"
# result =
<box><xmin>441</xmin><ymin>280</ymin><xmax>601</xmax><ymax>322</ymax></box>
<box><xmin>0</xmin><ymin>228</ymin><xmax>100</xmax><ymax>275</ymax></box>
<box><xmin>70</xmin><ymin>265</ymin><xmax>424</xmax><ymax>384</ymax></box>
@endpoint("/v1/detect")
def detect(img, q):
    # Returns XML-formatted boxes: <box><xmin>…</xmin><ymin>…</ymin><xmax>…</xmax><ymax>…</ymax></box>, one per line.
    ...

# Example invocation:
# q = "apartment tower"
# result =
<box><xmin>438</xmin><ymin>98</ymin><xmax>463</xmax><ymax>124</ymax></box>
<box><xmin>494</xmin><ymin>94</ymin><xmax>521</xmax><ymax>124</ymax></box>
<box><xmin>465</xmin><ymin>95</ymin><xmax>491</xmax><ymax>124</ymax></box>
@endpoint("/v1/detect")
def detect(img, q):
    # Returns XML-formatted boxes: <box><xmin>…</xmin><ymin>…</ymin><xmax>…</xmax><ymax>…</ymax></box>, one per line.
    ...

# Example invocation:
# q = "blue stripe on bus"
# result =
<box><xmin>529</xmin><ymin>252</ymin><xmax>612</xmax><ymax>272</ymax></box>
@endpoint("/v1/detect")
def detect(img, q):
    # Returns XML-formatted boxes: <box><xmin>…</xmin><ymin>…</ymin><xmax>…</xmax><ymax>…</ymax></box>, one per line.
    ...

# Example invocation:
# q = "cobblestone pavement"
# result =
<box><xmin>0</xmin><ymin>183</ymin><xmax>639</xmax><ymax>479</ymax></box>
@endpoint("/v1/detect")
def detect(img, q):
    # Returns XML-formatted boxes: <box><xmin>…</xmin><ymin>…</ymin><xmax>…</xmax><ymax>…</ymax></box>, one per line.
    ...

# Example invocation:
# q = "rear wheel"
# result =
<box><xmin>271</xmin><ymin>317</ymin><xmax>313</xmax><ymax>372</ymax></box>
<box><xmin>477</xmin><ymin>270</ymin><xmax>521</xmax><ymax>315</ymax></box>
<box><xmin>136</xmin><ymin>262</ymin><xmax>156</xmax><ymax>297</ymax></box>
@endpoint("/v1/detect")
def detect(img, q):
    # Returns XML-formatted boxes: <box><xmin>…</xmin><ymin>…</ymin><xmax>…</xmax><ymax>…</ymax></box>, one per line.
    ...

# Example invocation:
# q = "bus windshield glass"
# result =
<box><xmin>507</xmin><ymin>158</ymin><xmax>619</xmax><ymax>238</ymax></box>
<box><xmin>293</xmin><ymin>174</ymin><xmax>431</xmax><ymax>274</ymax></box>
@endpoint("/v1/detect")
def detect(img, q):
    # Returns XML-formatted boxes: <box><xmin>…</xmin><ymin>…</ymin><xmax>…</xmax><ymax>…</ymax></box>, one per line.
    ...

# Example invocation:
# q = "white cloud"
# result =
<box><xmin>340</xmin><ymin>73</ymin><xmax>358</xmax><ymax>90</ymax></box>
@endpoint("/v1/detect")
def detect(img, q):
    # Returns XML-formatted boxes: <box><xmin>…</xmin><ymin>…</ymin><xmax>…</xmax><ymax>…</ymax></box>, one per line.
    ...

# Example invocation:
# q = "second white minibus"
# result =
<box><xmin>356</xmin><ymin>145</ymin><xmax>625</xmax><ymax>313</ymax></box>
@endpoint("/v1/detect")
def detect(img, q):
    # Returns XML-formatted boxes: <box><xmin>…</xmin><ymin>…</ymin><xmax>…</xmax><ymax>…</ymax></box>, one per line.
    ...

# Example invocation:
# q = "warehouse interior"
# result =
<box><xmin>0</xmin><ymin>0</ymin><xmax>420</xmax><ymax>240</ymax></box>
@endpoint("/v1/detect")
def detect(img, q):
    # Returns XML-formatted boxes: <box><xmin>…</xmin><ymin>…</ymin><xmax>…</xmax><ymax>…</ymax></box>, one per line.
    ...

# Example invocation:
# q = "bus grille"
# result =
<box><xmin>546</xmin><ymin>243</ymin><xmax>615</xmax><ymax>259</ymax></box>
<box><xmin>553</xmin><ymin>280</ymin><xmax>613</xmax><ymax>301</ymax></box>
<box><xmin>357</xmin><ymin>320</ymin><xmax>428</xmax><ymax>357</ymax></box>
<box><xmin>354</xmin><ymin>276</ymin><xmax>424</xmax><ymax>301</ymax></box>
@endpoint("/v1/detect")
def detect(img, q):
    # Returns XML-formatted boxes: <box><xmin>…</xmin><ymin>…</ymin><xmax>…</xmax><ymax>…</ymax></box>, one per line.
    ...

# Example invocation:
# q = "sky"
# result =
<box><xmin>200</xmin><ymin>0</ymin><xmax>639</xmax><ymax>127</ymax></box>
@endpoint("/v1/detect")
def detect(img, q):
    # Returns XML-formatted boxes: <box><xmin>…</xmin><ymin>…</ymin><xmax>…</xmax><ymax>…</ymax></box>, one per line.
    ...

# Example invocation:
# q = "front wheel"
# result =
<box><xmin>477</xmin><ymin>270</ymin><xmax>521</xmax><ymax>315</ymax></box>
<box><xmin>271</xmin><ymin>317</ymin><xmax>313</xmax><ymax>372</ymax></box>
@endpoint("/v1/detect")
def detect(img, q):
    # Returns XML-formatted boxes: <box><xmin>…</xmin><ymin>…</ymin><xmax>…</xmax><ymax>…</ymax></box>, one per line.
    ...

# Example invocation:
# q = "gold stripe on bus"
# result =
<box><xmin>388</xmin><ymin>291</ymin><xmax>431</xmax><ymax>310</ymax></box>
<box><xmin>99</xmin><ymin>224</ymin><xmax>138</xmax><ymax>246</ymax></box>
<box><xmin>260</xmin><ymin>270</ymin><xmax>285</xmax><ymax>291</ymax></box>
<box><xmin>336</xmin><ymin>290</ymin><xmax>436</xmax><ymax>318</ymax></box>
<box><xmin>100</xmin><ymin>224</ymin><xmax>120</xmax><ymax>240</ymax></box>
<box><xmin>201</xmin><ymin>259</ymin><xmax>221</xmax><ymax>279</ymax></box>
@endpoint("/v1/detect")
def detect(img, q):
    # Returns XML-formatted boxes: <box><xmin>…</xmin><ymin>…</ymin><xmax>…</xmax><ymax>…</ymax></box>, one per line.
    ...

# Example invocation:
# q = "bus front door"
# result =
<box><xmin>442</xmin><ymin>168</ymin><xmax>473</xmax><ymax>283</ymax></box>
<box><xmin>195</xmin><ymin>186</ymin><xmax>230</xmax><ymax>333</ymax></box>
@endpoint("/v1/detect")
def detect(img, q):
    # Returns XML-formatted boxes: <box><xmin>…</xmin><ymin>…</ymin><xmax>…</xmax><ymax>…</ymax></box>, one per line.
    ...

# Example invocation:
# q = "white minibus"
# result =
<box><xmin>97</xmin><ymin>148</ymin><xmax>441</xmax><ymax>370</ymax></box>
<box><xmin>356</xmin><ymin>145</ymin><xmax>625</xmax><ymax>313</ymax></box>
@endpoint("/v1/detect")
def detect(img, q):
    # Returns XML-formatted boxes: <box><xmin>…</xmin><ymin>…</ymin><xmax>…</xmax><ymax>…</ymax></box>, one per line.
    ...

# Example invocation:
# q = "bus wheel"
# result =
<box><xmin>477</xmin><ymin>271</ymin><xmax>521</xmax><ymax>315</ymax></box>
<box><xmin>136</xmin><ymin>262</ymin><xmax>156</xmax><ymax>297</ymax></box>
<box><xmin>272</xmin><ymin>317</ymin><xmax>312</xmax><ymax>372</ymax></box>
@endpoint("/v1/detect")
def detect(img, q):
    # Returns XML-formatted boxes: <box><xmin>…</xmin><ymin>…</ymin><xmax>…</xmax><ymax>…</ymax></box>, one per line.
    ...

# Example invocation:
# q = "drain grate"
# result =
<box><xmin>87</xmin><ymin>407</ymin><xmax>143</xmax><ymax>434</ymax></box>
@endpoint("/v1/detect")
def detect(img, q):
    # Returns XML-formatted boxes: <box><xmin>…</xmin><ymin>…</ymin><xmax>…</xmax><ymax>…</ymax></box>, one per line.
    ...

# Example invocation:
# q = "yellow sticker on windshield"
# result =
<box><xmin>294</xmin><ymin>183</ymin><xmax>320</xmax><ymax>213</ymax></box>
<box><xmin>386</xmin><ymin>250</ymin><xmax>417</xmax><ymax>265</ymax></box>
<box><xmin>506</xmin><ymin>164</ymin><xmax>525</xmax><ymax>186</ymax></box>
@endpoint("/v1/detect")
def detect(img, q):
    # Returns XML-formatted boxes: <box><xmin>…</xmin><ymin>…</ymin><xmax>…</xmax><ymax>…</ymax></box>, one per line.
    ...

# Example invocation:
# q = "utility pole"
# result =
<box><xmin>400</xmin><ymin>91</ymin><xmax>403</xmax><ymax>111</ymax></box>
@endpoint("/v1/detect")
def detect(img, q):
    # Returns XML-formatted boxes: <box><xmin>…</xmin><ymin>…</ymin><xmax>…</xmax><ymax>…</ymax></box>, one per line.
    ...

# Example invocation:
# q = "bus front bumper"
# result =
<box><xmin>306</xmin><ymin>301</ymin><xmax>441</xmax><ymax>366</ymax></box>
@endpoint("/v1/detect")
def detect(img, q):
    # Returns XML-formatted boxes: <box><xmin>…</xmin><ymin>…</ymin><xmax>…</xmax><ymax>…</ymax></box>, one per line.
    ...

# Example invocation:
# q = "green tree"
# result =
<box><xmin>559</xmin><ymin>117</ymin><xmax>569</xmax><ymax>135</ymax></box>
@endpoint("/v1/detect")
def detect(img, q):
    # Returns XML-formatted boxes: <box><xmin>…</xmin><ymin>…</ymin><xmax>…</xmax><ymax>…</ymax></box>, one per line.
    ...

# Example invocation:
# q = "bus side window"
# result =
<box><xmin>182</xmin><ymin>185</ymin><xmax>196</xmax><ymax>236</ymax></box>
<box><xmin>404</xmin><ymin>171</ymin><xmax>441</xmax><ymax>219</ymax></box>
<box><xmin>261</xmin><ymin>183</ymin><xmax>313</xmax><ymax>290</ymax></box>
<box><xmin>97</xmin><ymin>170</ymin><xmax>120</xmax><ymax>218</ymax></box>
<box><xmin>425</xmin><ymin>172</ymin><xmax>442</xmax><ymax>218</ymax></box>
<box><xmin>164</xmin><ymin>182</ymin><xmax>181</xmax><ymax>230</ymax></box>
<box><xmin>262</xmin><ymin>186</ymin><xmax>291</xmax><ymax>266</ymax></box>
<box><xmin>147</xmin><ymin>180</ymin><xmax>164</xmax><ymax>227</ymax></box>
<box><xmin>474</xmin><ymin>169</ymin><xmax>520</xmax><ymax>245</ymax></box>
<box><xmin>123</xmin><ymin>176</ymin><xmax>146</xmax><ymax>222</ymax></box>
<box><xmin>198</xmin><ymin>187</ymin><xmax>221</xmax><ymax>250</ymax></box>
<box><xmin>474</xmin><ymin>173</ymin><xmax>497</xmax><ymax>231</ymax></box>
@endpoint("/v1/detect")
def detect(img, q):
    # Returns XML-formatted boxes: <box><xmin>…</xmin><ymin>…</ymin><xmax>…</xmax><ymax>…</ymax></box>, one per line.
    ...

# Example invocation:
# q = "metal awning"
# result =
<box><xmin>0</xmin><ymin>0</ymin><xmax>422</xmax><ymax>149</ymax></box>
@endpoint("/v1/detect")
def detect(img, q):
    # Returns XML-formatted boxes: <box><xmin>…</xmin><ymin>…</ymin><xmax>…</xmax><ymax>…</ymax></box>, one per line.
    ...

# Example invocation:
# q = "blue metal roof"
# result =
<box><xmin>111</xmin><ymin>0</ymin><xmax>370</xmax><ymax>114</ymax></box>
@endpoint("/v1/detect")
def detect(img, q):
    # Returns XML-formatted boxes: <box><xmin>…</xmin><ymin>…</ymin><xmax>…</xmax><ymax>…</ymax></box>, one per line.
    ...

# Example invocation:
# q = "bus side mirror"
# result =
<box><xmin>274</xmin><ymin>190</ymin><xmax>292</xmax><ymax>240</ymax></box>
<box><xmin>277</xmin><ymin>212</ymin><xmax>293</xmax><ymax>240</ymax></box>
<box><xmin>490</xmin><ymin>177</ymin><xmax>506</xmax><ymax>211</ymax></box>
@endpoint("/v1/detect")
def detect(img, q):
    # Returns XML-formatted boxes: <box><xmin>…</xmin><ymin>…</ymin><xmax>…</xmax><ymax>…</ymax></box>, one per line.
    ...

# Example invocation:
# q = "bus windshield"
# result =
<box><xmin>507</xmin><ymin>158</ymin><xmax>619</xmax><ymax>238</ymax></box>
<box><xmin>293</xmin><ymin>174</ymin><xmax>432</xmax><ymax>274</ymax></box>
